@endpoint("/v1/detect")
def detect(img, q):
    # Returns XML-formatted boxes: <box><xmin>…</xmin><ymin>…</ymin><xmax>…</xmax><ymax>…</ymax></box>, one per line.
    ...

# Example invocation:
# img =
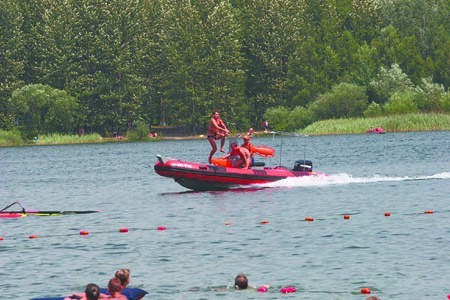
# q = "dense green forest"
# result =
<box><xmin>1</xmin><ymin>0</ymin><xmax>449</xmax><ymax>138</ymax></box>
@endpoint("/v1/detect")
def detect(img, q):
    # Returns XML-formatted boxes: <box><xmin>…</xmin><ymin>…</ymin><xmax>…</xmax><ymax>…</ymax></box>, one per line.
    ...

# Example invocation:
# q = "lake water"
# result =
<box><xmin>1</xmin><ymin>131</ymin><xmax>449</xmax><ymax>300</ymax></box>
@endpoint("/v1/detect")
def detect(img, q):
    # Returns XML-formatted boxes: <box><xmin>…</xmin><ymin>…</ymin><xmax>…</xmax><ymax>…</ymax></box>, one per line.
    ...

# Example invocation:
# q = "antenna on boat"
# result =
<box><xmin>269</xmin><ymin>131</ymin><xmax>309</xmax><ymax>167</ymax></box>
<box><xmin>279</xmin><ymin>133</ymin><xmax>283</xmax><ymax>166</ymax></box>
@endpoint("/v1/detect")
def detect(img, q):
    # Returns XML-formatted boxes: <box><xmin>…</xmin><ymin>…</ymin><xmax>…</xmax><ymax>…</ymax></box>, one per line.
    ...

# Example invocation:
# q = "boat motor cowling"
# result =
<box><xmin>293</xmin><ymin>160</ymin><xmax>313</xmax><ymax>172</ymax></box>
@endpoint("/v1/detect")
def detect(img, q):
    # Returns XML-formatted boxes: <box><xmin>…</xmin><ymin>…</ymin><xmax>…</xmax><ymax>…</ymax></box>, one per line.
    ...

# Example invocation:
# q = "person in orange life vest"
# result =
<box><xmin>241</xmin><ymin>135</ymin><xmax>255</xmax><ymax>166</ymax></box>
<box><xmin>207</xmin><ymin>111</ymin><xmax>230</xmax><ymax>163</ymax></box>
<box><xmin>224</xmin><ymin>141</ymin><xmax>250</xmax><ymax>169</ymax></box>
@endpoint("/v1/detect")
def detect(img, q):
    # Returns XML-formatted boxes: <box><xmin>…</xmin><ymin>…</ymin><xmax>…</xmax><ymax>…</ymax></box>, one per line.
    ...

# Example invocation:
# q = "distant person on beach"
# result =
<box><xmin>224</xmin><ymin>142</ymin><xmax>251</xmax><ymax>169</ymax></box>
<box><xmin>207</xmin><ymin>111</ymin><xmax>230</xmax><ymax>163</ymax></box>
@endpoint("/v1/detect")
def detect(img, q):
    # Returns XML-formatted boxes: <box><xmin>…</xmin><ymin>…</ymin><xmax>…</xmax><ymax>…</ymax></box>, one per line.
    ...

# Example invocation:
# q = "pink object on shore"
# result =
<box><xmin>368</xmin><ymin>127</ymin><xmax>385</xmax><ymax>134</ymax></box>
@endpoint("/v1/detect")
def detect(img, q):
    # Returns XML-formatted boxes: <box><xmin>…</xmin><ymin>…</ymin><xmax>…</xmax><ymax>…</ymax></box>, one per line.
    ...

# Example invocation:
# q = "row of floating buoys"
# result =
<box><xmin>252</xmin><ymin>209</ymin><xmax>437</xmax><ymax>224</ymax></box>
<box><xmin>0</xmin><ymin>226</ymin><xmax>168</xmax><ymax>240</ymax></box>
<box><xmin>255</xmin><ymin>285</ymin><xmax>374</xmax><ymax>295</ymax></box>
<box><xmin>0</xmin><ymin>209</ymin><xmax>439</xmax><ymax>240</ymax></box>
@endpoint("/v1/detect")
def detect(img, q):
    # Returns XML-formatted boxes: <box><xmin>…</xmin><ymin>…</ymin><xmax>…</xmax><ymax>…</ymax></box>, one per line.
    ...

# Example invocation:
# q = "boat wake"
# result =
<box><xmin>255</xmin><ymin>171</ymin><xmax>450</xmax><ymax>189</ymax></box>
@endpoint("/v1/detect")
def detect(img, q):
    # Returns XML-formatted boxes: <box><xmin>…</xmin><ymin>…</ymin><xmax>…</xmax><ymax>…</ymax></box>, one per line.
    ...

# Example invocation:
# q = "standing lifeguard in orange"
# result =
<box><xmin>207</xmin><ymin>111</ymin><xmax>230</xmax><ymax>163</ymax></box>
<box><xmin>223</xmin><ymin>141</ymin><xmax>251</xmax><ymax>169</ymax></box>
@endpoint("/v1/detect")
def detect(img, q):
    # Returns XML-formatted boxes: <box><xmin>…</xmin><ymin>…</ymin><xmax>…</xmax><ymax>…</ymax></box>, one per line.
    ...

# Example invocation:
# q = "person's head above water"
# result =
<box><xmin>115</xmin><ymin>268</ymin><xmax>130</xmax><ymax>287</ymax></box>
<box><xmin>85</xmin><ymin>283</ymin><xmax>100</xmax><ymax>300</ymax></box>
<box><xmin>234</xmin><ymin>273</ymin><xmax>248</xmax><ymax>289</ymax></box>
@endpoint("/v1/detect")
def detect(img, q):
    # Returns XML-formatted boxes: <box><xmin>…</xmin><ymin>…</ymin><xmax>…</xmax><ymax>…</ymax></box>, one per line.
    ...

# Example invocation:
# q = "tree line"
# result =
<box><xmin>1</xmin><ymin>0</ymin><xmax>449</xmax><ymax>138</ymax></box>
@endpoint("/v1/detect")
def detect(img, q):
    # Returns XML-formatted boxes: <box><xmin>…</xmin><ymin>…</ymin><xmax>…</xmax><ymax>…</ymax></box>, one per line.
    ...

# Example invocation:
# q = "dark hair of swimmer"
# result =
<box><xmin>234</xmin><ymin>273</ymin><xmax>248</xmax><ymax>289</ymax></box>
<box><xmin>85</xmin><ymin>283</ymin><xmax>100</xmax><ymax>300</ymax></box>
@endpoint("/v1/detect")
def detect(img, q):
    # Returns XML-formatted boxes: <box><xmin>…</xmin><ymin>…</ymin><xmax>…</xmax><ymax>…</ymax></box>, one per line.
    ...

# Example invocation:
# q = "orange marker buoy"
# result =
<box><xmin>424</xmin><ymin>210</ymin><xmax>434</xmax><ymax>214</ymax></box>
<box><xmin>157</xmin><ymin>226</ymin><xmax>167</xmax><ymax>231</ymax></box>
<box><xmin>384</xmin><ymin>212</ymin><xmax>391</xmax><ymax>217</ymax></box>
<box><xmin>361</xmin><ymin>287</ymin><xmax>371</xmax><ymax>294</ymax></box>
<box><xmin>79</xmin><ymin>230</ymin><xmax>89</xmax><ymax>236</ymax></box>
<box><xmin>305</xmin><ymin>216</ymin><xmax>314</xmax><ymax>222</ymax></box>
<box><xmin>260</xmin><ymin>220</ymin><xmax>270</xmax><ymax>224</ymax></box>
<box><xmin>29</xmin><ymin>234</ymin><xmax>39</xmax><ymax>239</ymax></box>
<box><xmin>344</xmin><ymin>214</ymin><xmax>350</xmax><ymax>220</ymax></box>
<box><xmin>119</xmin><ymin>228</ymin><xmax>129</xmax><ymax>233</ymax></box>
<box><xmin>0</xmin><ymin>236</ymin><xmax>3</xmax><ymax>241</ymax></box>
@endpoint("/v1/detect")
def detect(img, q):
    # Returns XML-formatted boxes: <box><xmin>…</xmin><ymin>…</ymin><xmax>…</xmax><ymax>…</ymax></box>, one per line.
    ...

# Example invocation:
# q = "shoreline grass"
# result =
<box><xmin>300</xmin><ymin>113</ymin><xmax>450</xmax><ymax>135</ymax></box>
<box><xmin>34</xmin><ymin>133</ymin><xmax>104</xmax><ymax>145</ymax></box>
<box><xmin>1</xmin><ymin>113</ymin><xmax>449</xmax><ymax>147</ymax></box>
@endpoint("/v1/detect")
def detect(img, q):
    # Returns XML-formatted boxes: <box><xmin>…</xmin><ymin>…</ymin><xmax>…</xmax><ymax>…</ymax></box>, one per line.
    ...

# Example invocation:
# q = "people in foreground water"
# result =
<box><xmin>107</xmin><ymin>278</ymin><xmax>127</xmax><ymax>300</ymax></box>
<box><xmin>64</xmin><ymin>283</ymin><xmax>106</xmax><ymax>300</ymax></box>
<box><xmin>115</xmin><ymin>268</ymin><xmax>130</xmax><ymax>288</ymax></box>
<box><xmin>224</xmin><ymin>141</ymin><xmax>251</xmax><ymax>169</ymax></box>
<box><xmin>207</xmin><ymin>111</ymin><xmax>230</xmax><ymax>163</ymax></box>
<box><xmin>100</xmin><ymin>268</ymin><xmax>148</xmax><ymax>300</ymax></box>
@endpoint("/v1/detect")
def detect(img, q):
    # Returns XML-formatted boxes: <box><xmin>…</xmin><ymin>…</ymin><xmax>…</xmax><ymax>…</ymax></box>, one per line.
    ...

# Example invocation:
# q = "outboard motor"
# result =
<box><xmin>293</xmin><ymin>160</ymin><xmax>313</xmax><ymax>172</ymax></box>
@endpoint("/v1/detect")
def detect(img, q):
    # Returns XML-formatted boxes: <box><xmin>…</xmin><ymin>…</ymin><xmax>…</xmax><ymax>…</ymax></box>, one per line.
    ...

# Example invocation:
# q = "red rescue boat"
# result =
<box><xmin>154</xmin><ymin>155</ymin><xmax>324</xmax><ymax>191</ymax></box>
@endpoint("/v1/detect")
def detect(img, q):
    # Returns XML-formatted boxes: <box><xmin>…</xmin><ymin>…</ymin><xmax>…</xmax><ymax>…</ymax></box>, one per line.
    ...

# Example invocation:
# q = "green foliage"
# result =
<box><xmin>368</xmin><ymin>64</ymin><xmax>414</xmax><ymax>104</ymax></box>
<box><xmin>363</xmin><ymin>102</ymin><xmax>383</xmax><ymax>118</ymax></box>
<box><xmin>127</xmin><ymin>120</ymin><xmax>150</xmax><ymax>141</ymax></box>
<box><xmin>7</xmin><ymin>84</ymin><xmax>79</xmax><ymax>138</ymax></box>
<box><xmin>241</xmin><ymin>0</ymin><xmax>306</xmax><ymax>122</ymax></box>
<box><xmin>0</xmin><ymin>112</ymin><xmax>16</xmax><ymax>130</ymax></box>
<box><xmin>383</xmin><ymin>90</ymin><xmax>419</xmax><ymax>115</ymax></box>
<box><xmin>414</xmin><ymin>77</ymin><xmax>446</xmax><ymax>112</ymax></box>
<box><xmin>0</xmin><ymin>0</ymin><xmax>25</xmax><ymax>113</ymax></box>
<box><xmin>347</xmin><ymin>43</ymin><xmax>379</xmax><ymax>86</ymax></box>
<box><xmin>0</xmin><ymin>0</ymin><xmax>449</xmax><ymax>136</ymax></box>
<box><xmin>308</xmin><ymin>83</ymin><xmax>368</xmax><ymax>120</ymax></box>
<box><xmin>441</xmin><ymin>93</ymin><xmax>450</xmax><ymax>113</ymax></box>
<box><xmin>287</xmin><ymin>106</ymin><xmax>313</xmax><ymax>130</ymax></box>
<box><xmin>263</xmin><ymin>106</ymin><xmax>290</xmax><ymax>131</ymax></box>
<box><xmin>0</xmin><ymin>128</ymin><xmax>24</xmax><ymax>146</ymax></box>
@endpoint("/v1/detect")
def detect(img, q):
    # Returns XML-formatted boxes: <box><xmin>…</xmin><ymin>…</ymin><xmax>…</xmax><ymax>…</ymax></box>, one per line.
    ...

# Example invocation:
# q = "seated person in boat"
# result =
<box><xmin>241</xmin><ymin>135</ymin><xmax>255</xmax><ymax>166</ymax></box>
<box><xmin>224</xmin><ymin>141</ymin><xmax>251</xmax><ymax>169</ymax></box>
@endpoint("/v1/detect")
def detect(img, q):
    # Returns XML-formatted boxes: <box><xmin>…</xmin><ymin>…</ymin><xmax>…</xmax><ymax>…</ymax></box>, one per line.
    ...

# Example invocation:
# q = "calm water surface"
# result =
<box><xmin>1</xmin><ymin>131</ymin><xmax>449</xmax><ymax>300</ymax></box>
